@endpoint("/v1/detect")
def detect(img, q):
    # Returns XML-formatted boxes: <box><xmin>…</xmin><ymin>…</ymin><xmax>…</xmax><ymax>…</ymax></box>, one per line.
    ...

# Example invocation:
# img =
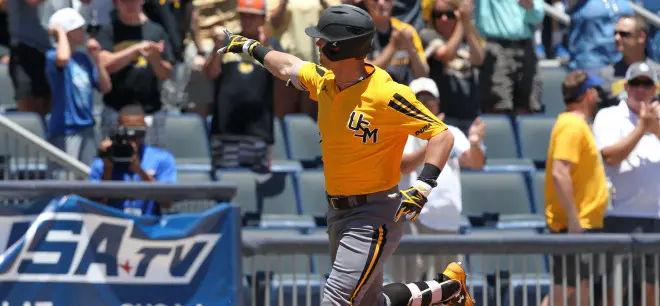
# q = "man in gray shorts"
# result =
<box><xmin>217</xmin><ymin>4</ymin><xmax>474</xmax><ymax>306</ymax></box>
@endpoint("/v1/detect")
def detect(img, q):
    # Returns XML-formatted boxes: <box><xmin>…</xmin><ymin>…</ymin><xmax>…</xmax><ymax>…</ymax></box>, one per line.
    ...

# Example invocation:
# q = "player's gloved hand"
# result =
<box><xmin>389</xmin><ymin>180</ymin><xmax>433</xmax><ymax>222</ymax></box>
<box><xmin>217</xmin><ymin>29</ymin><xmax>261</xmax><ymax>56</ymax></box>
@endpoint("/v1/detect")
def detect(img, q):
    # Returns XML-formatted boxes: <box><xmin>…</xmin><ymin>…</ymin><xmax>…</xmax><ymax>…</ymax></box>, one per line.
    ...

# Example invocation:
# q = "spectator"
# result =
<box><xmin>266</xmin><ymin>0</ymin><xmax>338</xmax><ymax>120</ymax></box>
<box><xmin>204</xmin><ymin>0</ymin><xmax>280</xmax><ymax>173</ymax></box>
<box><xmin>475</xmin><ymin>0</ymin><xmax>544</xmax><ymax>115</ymax></box>
<box><xmin>391</xmin><ymin>77</ymin><xmax>485</xmax><ymax>283</ymax></box>
<box><xmin>89</xmin><ymin>104</ymin><xmax>177</xmax><ymax>217</ymax></box>
<box><xmin>79</xmin><ymin>0</ymin><xmax>114</xmax><ymax>28</ymax></box>
<box><xmin>96</xmin><ymin>0</ymin><xmax>174</xmax><ymax>147</ymax></box>
<box><xmin>6</xmin><ymin>0</ymin><xmax>81</xmax><ymax>117</ymax></box>
<box><xmin>0</xmin><ymin>0</ymin><xmax>9</xmax><ymax>64</ymax></box>
<box><xmin>420</xmin><ymin>0</ymin><xmax>483</xmax><ymax>134</ymax></box>
<box><xmin>592</xmin><ymin>62</ymin><xmax>660</xmax><ymax>306</ymax></box>
<box><xmin>392</xmin><ymin>0</ymin><xmax>424</xmax><ymax>31</ymax></box>
<box><xmin>365</xmin><ymin>0</ymin><xmax>429</xmax><ymax>85</ymax></box>
<box><xmin>641</xmin><ymin>0</ymin><xmax>660</xmax><ymax>63</ymax></box>
<box><xmin>45</xmin><ymin>8</ymin><xmax>112</xmax><ymax>165</ymax></box>
<box><xmin>566</xmin><ymin>0</ymin><xmax>633</xmax><ymax>74</ymax></box>
<box><xmin>534</xmin><ymin>0</ymin><xmax>569</xmax><ymax>61</ymax></box>
<box><xmin>542</xmin><ymin>71</ymin><xmax>608</xmax><ymax>306</ymax></box>
<box><xmin>600</xmin><ymin>15</ymin><xmax>660</xmax><ymax>107</ymax></box>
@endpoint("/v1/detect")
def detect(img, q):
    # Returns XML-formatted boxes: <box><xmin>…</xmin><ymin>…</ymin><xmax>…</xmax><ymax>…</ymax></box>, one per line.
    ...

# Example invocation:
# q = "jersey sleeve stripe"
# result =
<box><xmin>392</xmin><ymin>93</ymin><xmax>440</xmax><ymax>124</ymax></box>
<box><xmin>315</xmin><ymin>65</ymin><xmax>326</xmax><ymax>76</ymax></box>
<box><xmin>388</xmin><ymin>100</ymin><xmax>438</xmax><ymax>124</ymax></box>
<box><xmin>349</xmin><ymin>225</ymin><xmax>388</xmax><ymax>305</ymax></box>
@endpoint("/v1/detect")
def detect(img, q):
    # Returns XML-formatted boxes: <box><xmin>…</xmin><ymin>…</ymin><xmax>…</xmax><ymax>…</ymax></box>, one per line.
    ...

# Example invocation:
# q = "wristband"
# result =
<box><xmin>412</xmin><ymin>180</ymin><xmax>433</xmax><ymax>198</ymax></box>
<box><xmin>251</xmin><ymin>44</ymin><xmax>272</xmax><ymax>65</ymax></box>
<box><xmin>418</xmin><ymin>163</ymin><xmax>441</xmax><ymax>187</ymax></box>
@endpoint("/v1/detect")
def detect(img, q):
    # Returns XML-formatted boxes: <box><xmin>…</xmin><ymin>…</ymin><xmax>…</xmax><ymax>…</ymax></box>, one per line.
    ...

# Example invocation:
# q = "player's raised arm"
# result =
<box><xmin>217</xmin><ymin>29</ymin><xmax>303</xmax><ymax>82</ymax></box>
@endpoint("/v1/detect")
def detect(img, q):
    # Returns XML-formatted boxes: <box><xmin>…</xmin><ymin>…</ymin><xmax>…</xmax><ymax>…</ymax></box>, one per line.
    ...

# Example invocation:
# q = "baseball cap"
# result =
<box><xmin>626</xmin><ymin>62</ymin><xmax>658</xmax><ymax>81</ymax></box>
<box><xmin>574</xmin><ymin>73</ymin><xmax>603</xmax><ymax>97</ymax></box>
<box><xmin>48</xmin><ymin>8</ymin><xmax>86</xmax><ymax>33</ymax></box>
<box><xmin>409</xmin><ymin>77</ymin><xmax>439</xmax><ymax>98</ymax></box>
<box><xmin>237</xmin><ymin>0</ymin><xmax>266</xmax><ymax>15</ymax></box>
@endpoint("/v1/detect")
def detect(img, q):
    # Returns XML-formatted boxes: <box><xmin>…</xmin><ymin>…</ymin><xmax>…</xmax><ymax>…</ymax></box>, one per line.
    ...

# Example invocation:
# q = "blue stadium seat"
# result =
<box><xmin>283</xmin><ymin>114</ymin><xmax>322</xmax><ymax>167</ymax></box>
<box><xmin>220</xmin><ymin>170</ymin><xmax>305</xmax><ymax>227</ymax></box>
<box><xmin>272</xmin><ymin>116</ymin><xmax>288</xmax><ymax>160</ymax></box>
<box><xmin>539</xmin><ymin>67</ymin><xmax>568</xmax><ymax>116</ymax></box>
<box><xmin>298</xmin><ymin>170</ymin><xmax>327</xmax><ymax>220</ymax></box>
<box><xmin>0</xmin><ymin>65</ymin><xmax>15</xmax><ymax>111</ymax></box>
<box><xmin>481</xmin><ymin>115</ymin><xmax>520</xmax><ymax>161</ymax></box>
<box><xmin>460</xmin><ymin>171</ymin><xmax>542</xmax><ymax>228</ymax></box>
<box><xmin>170</xmin><ymin>171</ymin><xmax>216</xmax><ymax>214</ymax></box>
<box><xmin>517</xmin><ymin>115</ymin><xmax>556</xmax><ymax>164</ymax></box>
<box><xmin>162</xmin><ymin>114</ymin><xmax>212</xmax><ymax>171</ymax></box>
<box><xmin>533</xmin><ymin>172</ymin><xmax>546</xmax><ymax>215</ymax></box>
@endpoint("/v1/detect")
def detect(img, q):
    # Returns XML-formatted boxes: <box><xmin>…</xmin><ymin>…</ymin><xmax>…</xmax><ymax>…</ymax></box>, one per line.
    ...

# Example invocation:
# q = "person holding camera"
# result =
<box><xmin>89</xmin><ymin>104</ymin><xmax>177</xmax><ymax>216</ymax></box>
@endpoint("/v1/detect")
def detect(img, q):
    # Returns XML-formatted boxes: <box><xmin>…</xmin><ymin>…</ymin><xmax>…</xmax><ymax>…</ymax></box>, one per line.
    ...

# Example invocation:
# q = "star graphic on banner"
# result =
<box><xmin>118</xmin><ymin>259</ymin><xmax>132</xmax><ymax>273</ymax></box>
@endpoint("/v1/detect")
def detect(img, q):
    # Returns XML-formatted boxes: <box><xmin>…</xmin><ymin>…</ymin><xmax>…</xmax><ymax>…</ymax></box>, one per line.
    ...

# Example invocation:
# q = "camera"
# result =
<box><xmin>100</xmin><ymin>126</ymin><xmax>147</xmax><ymax>164</ymax></box>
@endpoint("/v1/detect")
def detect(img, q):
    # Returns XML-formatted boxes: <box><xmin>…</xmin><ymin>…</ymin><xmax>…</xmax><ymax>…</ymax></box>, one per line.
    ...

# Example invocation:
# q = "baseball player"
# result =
<box><xmin>218</xmin><ymin>4</ymin><xmax>474</xmax><ymax>306</ymax></box>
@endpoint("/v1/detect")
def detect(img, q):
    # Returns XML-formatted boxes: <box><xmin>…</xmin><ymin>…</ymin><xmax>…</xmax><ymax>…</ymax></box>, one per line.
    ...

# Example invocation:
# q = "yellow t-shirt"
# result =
<box><xmin>294</xmin><ymin>62</ymin><xmax>447</xmax><ymax>196</ymax></box>
<box><xmin>544</xmin><ymin>112</ymin><xmax>608</xmax><ymax>232</ymax></box>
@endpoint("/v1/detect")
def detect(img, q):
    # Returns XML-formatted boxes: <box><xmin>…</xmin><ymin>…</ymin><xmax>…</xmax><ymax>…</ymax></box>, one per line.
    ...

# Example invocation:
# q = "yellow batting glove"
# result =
<box><xmin>217</xmin><ymin>29</ymin><xmax>261</xmax><ymax>56</ymax></box>
<box><xmin>390</xmin><ymin>180</ymin><xmax>432</xmax><ymax>222</ymax></box>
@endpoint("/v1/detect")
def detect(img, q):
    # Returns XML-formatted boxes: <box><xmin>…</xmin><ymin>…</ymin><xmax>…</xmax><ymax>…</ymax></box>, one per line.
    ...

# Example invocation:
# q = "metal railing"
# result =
<box><xmin>242</xmin><ymin>232</ymin><xmax>660</xmax><ymax>306</ymax></box>
<box><xmin>0</xmin><ymin>180</ymin><xmax>237</xmax><ymax>214</ymax></box>
<box><xmin>543</xmin><ymin>1</ymin><xmax>660</xmax><ymax>27</ymax></box>
<box><xmin>0</xmin><ymin>114</ymin><xmax>90</xmax><ymax>180</ymax></box>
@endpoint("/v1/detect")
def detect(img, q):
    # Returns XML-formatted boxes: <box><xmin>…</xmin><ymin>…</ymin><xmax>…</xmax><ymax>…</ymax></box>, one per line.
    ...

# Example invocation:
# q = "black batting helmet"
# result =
<box><xmin>304</xmin><ymin>4</ymin><xmax>375</xmax><ymax>62</ymax></box>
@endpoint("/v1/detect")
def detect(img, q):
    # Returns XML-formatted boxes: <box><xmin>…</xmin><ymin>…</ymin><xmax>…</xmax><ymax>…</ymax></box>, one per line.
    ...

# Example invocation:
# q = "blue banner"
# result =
<box><xmin>0</xmin><ymin>195</ymin><xmax>242</xmax><ymax>306</ymax></box>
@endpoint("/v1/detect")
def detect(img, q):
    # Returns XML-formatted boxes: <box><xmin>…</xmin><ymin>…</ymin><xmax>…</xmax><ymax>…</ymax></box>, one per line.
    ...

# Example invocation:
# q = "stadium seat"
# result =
<box><xmin>481</xmin><ymin>115</ymin><xmax>520</xmax><ymax>160</ymax></box>
<box><xmin>483</xmin><ymin>158</ymin><xmax>536</xmax><ymax>172</ymax></box>
<box><xmin>162</xmin><ymin>114</ymin><xmax>212</xmax><ymax>171</ymax></box>
<box><xmin>220</xmin><ymin>170</ymin><xmax>303</xmax><ymax>227</ymax></box>
<box><xmin>0</xmin><ymin>65</ymin><xmax>15</xmax><ymax>110</ymax></box>
<box><xmin>298</xmin><ymin>170</ymin><xmax>328</xmax><ymax>222</ymax></box>
<box><xmin>271</xmin><ymin>117</ymin><xmax>302</xmax><ymax>173</ymax></box>
<box><xmin>170</xmin><ymin>171</ymin><xmax>216</xmax><ymax>214</ymax></box>
<box><xmin>219</xmin><ymin>170</ymin><xmax>260</xmax><ymax>218</ymax></box>
<box><xmin>272</xmin><ymin>116</ymin><xmax>288</xmax><ymax>160</ymax></box>
<box><xmin>517</xmin><ymin>115</ymin><xmax>556</xmax><ymax>164</ymax></box>
<box><xmin>533</xmin><ymin>172</ymin><xmax>546</xmax><ymax>215</ymax></box>
<box><xmin>256</xmin><ymin>172</ymin><xmax>300</xmax><ymax>215</ymax></box>
<box><xmin>460</xmin><ymin>172</ymin><xmax>537</xmax><ymax>225</ymax></box>
<box><xmin>283</xmin><ymin>114</ymin><xmax>322</xmax><ymax>166</ymax></box>
<box><xmin>539</xmin><ymin>67</ymin><xmax>568</xmax><ymax>116</ymax></box>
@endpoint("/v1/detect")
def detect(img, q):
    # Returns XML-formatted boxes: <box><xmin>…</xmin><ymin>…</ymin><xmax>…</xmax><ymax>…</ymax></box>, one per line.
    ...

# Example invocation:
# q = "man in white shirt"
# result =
<box><xmin>390</xmin><ymin>77</ymin><xmax>486</xmax><ymax>283</ymax></box>
<box><xmin>592</xmin><ymin>61</ymin><xmax>660</xmax><ymax>306</ymax></box>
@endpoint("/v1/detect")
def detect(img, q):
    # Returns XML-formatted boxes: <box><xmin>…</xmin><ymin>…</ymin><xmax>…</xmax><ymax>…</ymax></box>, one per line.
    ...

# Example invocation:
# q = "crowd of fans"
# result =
<box><xmin>0</xmin><ymin>0</ymin><xmax>660</xmax><ymax>300</ymax></box>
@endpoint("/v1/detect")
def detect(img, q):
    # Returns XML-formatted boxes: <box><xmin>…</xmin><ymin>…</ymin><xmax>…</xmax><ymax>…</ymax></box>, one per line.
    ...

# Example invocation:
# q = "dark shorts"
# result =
<box><xmin>478</xmin><ymin>38</ymin><xmax>542</xmax><ymax>113</ymax></box>
<box><xmin>9</xmin><ymin>44</ymin><xmax>50</xmax><ymax>100</ymax></box>
<box><xmin>211</xmin><ymin>135</ymin><xmax>270</xmax><ymax>173</ymax></box>
<box><xmin>550</xmin><ymin>228</ymin><xmax>603</xmax><ymax>286</ymax></box>
<box><xmin>604</xmin><ymin>216</ymin><xmax>660</xmax><ymax>285</ymax></box>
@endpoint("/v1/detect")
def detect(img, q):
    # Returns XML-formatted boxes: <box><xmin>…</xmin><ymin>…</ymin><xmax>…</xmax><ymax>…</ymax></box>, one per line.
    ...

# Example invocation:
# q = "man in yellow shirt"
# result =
<box><xmin>217</xmin><ymin>4</ymin><xmax>473</xmax><ymax>306</ymax></box>
<box><xmin>543</xmin><ymin>71</ymin><xmax>609</xmax><ymax>306</ymax></box>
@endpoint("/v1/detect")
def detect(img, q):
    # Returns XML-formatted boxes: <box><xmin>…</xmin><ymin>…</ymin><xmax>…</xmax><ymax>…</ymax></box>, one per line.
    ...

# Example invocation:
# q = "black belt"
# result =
<box><xmin>326</xmin><ymin>194</ymin><xmax>369</xmax><ymax>210</ymax></box>
<box><xmin>486</xmin><ymin>37</ymin><xmax>532</xmax><ymax>47</ymax></box>
<box><xmin>326</xmin><ymin>186</ymin><xmax>399</xmax><ymax>210</ymax></box>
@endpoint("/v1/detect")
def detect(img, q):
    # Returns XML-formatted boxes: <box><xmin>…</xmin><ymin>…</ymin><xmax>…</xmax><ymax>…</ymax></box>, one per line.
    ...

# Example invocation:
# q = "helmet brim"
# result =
<box><xmin>304</xmin><ymin>26</ymin><xmax>329</xmax><ymax>40</ymax></box>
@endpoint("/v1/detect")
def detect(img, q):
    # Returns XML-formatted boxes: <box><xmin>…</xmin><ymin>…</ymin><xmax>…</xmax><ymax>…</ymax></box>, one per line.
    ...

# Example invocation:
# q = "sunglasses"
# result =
<box><xmin>432</xmin><ymin>10</ymin><xmax>456</xmax><ymax>19</ymax></box>
<box><xmin>628</xmin><ymin>78</ymin><xmax>655</xmax><ymax>88</ymax></box>
<box><xmin>615</xmin><ymin>30</ymin><xmax>633</xmax><ymax>38</ymax></box>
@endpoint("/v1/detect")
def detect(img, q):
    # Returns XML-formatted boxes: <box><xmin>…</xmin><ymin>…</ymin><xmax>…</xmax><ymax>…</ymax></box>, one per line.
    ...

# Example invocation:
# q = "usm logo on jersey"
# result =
<box><xmin>347</xmin><ymin>111</ymin><xmax>378</xmax><ymax>144</ymax></box>
<box><xmin>0</xmin><ymin>213</ymin><xmax>219</xmax><ymax>284</ymax></box>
